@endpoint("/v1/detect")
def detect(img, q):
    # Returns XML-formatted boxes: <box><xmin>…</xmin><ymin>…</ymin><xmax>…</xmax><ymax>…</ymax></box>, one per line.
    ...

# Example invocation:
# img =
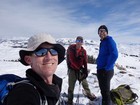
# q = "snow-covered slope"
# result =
<box><xmin>0</xmin><ymin>38</ymin><xmax>140</xmax><ymax>105</ymax></box>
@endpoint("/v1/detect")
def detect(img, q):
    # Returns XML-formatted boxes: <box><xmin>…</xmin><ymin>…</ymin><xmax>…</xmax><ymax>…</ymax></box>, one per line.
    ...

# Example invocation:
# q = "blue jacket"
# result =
<box><xmin>96</xmin><ymin>36</ymin><xmax>118</xmax><ymax>71</ymax></box>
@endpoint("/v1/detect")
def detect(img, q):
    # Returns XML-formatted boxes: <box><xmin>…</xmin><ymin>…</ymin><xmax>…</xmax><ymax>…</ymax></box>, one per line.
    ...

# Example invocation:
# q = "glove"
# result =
<box><xmin>83</xmin><ymin>68</ymin><xmax>88</xmax><ymax>79</ymax></box>
<box><xmin>78</xmin><ymin>68</ymin><xmax>88</xmax><ymax>82</ymax></box>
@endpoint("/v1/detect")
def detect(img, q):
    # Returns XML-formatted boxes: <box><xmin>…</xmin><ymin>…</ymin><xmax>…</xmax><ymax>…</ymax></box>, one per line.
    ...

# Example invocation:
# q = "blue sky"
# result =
<box><xmin>0</xmin><ymin>0</ymin><xmax>140</xmax><ymax>43</ymax></box>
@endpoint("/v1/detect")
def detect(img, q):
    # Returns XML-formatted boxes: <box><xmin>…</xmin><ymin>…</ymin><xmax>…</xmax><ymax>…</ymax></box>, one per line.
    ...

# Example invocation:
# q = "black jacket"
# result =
<box><xmin>4</xmin><ymin>69</ymin><xmax>62</xmax><ymax>105</ymax></box>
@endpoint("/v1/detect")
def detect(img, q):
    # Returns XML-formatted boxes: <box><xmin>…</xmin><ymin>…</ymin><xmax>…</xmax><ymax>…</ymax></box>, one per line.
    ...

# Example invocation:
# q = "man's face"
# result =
<box><xmin>98</xmin><ymin>29</ymin><xmax>108</xmax><ymax>40</ymax></box>
<box><xmin>76</xmin><ymin>39</ymin><xmax>83</xmax><ymax>47</ymax></box>
<box><xmin>27</xmin><ymin>43</ymin><xmax>58</xmax><ymax>79</ymax></box>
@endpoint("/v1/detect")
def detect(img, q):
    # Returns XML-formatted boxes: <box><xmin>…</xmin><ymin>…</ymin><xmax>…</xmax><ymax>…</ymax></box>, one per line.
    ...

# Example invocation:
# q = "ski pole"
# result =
<box><xmin>60</xmin><ymin>93</ymin><xmax>67</xmax><ymax>105</ymax></box>
<box><xmin>75</xmin><ymin>82</ymin><xmax>82</xmax><ymax>105</ymax></box>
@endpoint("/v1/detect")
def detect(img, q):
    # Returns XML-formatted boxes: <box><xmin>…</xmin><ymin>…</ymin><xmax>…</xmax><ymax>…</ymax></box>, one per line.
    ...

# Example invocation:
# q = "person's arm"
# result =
<box><xmin>83</xmin><ymin>50</ymin><xmax>88</xmax><ymax>78</ymax></box>
<box><xmin>83</xmin><ymin>50</ymin><xmax>88</xmax><ymax>70</ymax></box>
<box><xmin>67</xmin><ymin>46</ymin><xmax>79</xmax><ymax>70</ymax></box>
<box><xmin>5</xmin><ymin>83</ymin><xmax>40</xmax><ymax>105</ymax></box>
<box><xmin>105</xmin><ymin>37</ymin><xmax>118</xmax><ymax>70</ymax></box>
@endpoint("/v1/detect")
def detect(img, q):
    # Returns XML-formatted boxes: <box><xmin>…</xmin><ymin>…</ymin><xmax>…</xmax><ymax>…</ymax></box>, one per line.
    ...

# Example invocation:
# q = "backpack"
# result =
<box><xmin>110</xmin><ymin>84</ymin><xmax>138</xmax><ymax>105</ymax></box>
<box><xmin>0</xmin><ymin>74</ymin><xmax>29</xmax><ymax>105</ymax></box>
<box><xmin>0</xmin><ymin>74</ymin><xmax>65</xmax><ymax>105</ymax></box>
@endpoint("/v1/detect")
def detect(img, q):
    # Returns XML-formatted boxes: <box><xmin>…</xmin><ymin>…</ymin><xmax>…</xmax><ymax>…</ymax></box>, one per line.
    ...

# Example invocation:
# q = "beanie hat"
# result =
<box><xmin>98</xmin><ymin>25</ymin><xmax>108</xmax><ymax>34</ymax></box>
<box><xmin>76</xmin><ymin>36</ymin><xmax>83</xmax><ymax>42</ymax></box>
<box><xmin>19</xmin><ymin>33</ymin><xmax>65</xmax><ymax>66</ymax></box>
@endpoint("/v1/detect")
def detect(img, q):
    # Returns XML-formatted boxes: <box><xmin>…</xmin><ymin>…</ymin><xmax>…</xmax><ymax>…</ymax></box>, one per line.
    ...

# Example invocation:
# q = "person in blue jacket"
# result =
<box><xmin>96</xmin><ymin>25</ymin><xmax>118</xmax><ymax>105</ymax></box>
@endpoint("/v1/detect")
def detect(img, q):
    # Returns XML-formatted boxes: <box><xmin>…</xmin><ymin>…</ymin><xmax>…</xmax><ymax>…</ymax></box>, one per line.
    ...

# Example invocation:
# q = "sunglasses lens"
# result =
<box><xmin>50</xmin><ymin>49</ymin><xmax>58</xmax><ymax>56</ymax></box>
<box><xmin>76</xmin><ymin>40</ymin><xmax>83</xmax><ymax>43</ymax></box>
<box><xmin>34</xmin><ymin>48</ymin><xmax>58</xmax><ymax>57</ymax></box>
<box><xmin>99</xmin><ymin>29</ymin><xmax>106</xmax><ymax>33</ymax></box>
<box><xmin>35</xmin><ymin>49</ymin><xmax>48</xmax><ymax>57</ymax></box>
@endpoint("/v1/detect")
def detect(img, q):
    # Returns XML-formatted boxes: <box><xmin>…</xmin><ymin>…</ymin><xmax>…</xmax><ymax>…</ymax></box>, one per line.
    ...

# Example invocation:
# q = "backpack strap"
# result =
<box><xmin>19</xmin><ymin>80</ymin><xmax>47</xmax><ymax>105</ymax></box>
<box><xmin>7</xmin><ymin>80</ymin><xmax>29</xmax><ymax>87</ymax></box>
<box><xmin>14</xmin><ymin>80</ymin><xmax>63</xmax><ymax>105</ymax></box>
<box><xmin>35</xmin><ymin>88</ymin><xmax>46</xmax><ymax>105</ymax></box>
<box><xmin>7</xmin><ymin>80</ymin><xmax>47</xmax><ymax>105</ymax></box>
<box><xmin>123</xmin><ymin>85</ymin><xmax>139</xmax><ymax>104</ymax></box>
<box><xmin>132</xmin><ymin>93</ymin><xmax>138</xmax><ymax>102</ymax></box>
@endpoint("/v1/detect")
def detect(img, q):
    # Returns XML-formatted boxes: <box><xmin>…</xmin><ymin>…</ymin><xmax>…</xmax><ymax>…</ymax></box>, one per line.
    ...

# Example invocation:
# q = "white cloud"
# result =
<box><xmin>0</xmin><ymin>0</ymin><xmax>140</xmax><ymax>43</ymax></box>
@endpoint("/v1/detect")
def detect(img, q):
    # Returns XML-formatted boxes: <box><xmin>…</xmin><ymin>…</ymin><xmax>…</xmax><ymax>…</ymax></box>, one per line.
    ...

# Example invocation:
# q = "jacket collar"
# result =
<box><xmin>26</xmin><ymin>69</ymin><xmax>62</xmax><ymax>99</ymax></box>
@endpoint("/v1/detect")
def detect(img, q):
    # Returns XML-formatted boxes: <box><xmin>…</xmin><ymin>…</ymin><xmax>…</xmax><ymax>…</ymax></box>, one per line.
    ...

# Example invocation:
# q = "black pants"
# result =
<box><xmin>97</xmin><ymin>69</ymin><xmax>114</xmax><ymax>105</ymax></box>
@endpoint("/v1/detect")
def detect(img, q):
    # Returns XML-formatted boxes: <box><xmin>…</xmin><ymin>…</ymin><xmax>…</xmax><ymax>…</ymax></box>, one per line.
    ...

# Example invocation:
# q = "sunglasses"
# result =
<box><xmin>34</xmin><ymin>48</ymin><xmax>58</xmax><ymax>57</ymax></box>
<box><xmin>76</xmin><ymin>39</ymin><xmax>83</xmax><ymax>43</ymax></box>
<box><xmin>99</xmin><ymin>29</ymin><xmax>106</xmax><ymax>33</ymax></box>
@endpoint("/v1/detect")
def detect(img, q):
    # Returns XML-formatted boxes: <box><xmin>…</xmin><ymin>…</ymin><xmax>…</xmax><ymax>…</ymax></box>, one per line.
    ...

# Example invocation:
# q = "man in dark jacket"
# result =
<box><xmin>67</xmin><ymin>36</ymin><xmax>96</xmax><ymax>105</ymax></box>
<box><xmin>4</xmin><ymin>33</ymin><xmax>65</xmax><ymax>105</ymax></box>
<box><xmin>96</xmin><ymin>25</ymin><xmax>118</xmax><ymax>105</ymax></box>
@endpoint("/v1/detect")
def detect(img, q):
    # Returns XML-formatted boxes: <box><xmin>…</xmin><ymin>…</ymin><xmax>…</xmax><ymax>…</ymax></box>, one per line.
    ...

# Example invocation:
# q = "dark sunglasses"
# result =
<box><xmin>99</xmin><ymin>29</ymin><xmax>106</xmax><ymax>33</ymax></box>
<box><xmin>34</xmin><ymin>48</ymin><xmax>58</xmax><ymax>57</ymax></box>
<box><xmin>76</xmin><ymin>39</ymin><xmax>83</xmax><ymax>43</ymax></box>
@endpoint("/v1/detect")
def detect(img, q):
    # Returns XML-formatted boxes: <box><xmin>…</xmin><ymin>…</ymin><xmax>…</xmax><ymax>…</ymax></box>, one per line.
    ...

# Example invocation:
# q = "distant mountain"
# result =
<box><xmin>0</xmin><ymin>37</ymin><xmax>139</xmax><ymax>58</ymax></box>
